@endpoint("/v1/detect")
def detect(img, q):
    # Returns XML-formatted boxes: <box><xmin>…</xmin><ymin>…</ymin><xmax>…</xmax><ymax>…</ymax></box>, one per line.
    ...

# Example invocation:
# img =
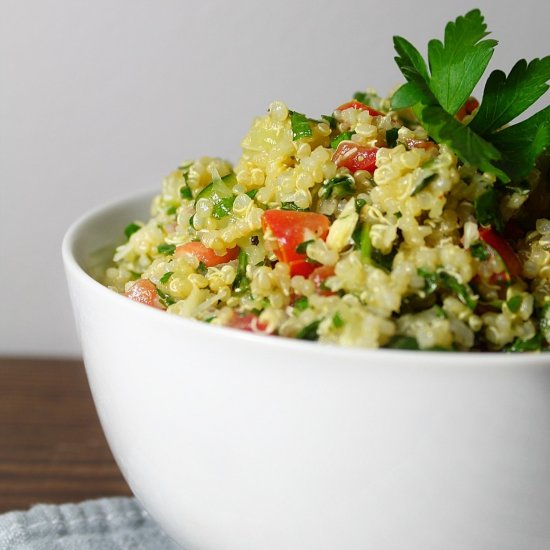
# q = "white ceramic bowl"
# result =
<box><xmin>63</xmin><ymin>191</ymin><xmax>550</xmax><ymax>550</ymax></box>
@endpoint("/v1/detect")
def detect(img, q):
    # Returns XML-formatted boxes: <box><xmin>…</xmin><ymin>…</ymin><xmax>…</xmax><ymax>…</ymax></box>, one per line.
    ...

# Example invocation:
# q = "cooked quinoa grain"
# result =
<box><xmin>103</xmin><ymin>94</ymin><xmax>550</xmax><ymax>352</ymax></box>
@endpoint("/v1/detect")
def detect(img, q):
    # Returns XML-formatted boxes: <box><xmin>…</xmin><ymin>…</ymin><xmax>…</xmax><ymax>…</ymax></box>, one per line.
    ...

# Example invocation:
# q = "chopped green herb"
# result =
<box><xmin>354</xmin><ymin>223</ymin><xmax>396</xmax><ymax>271</ymax></box>
<box><xmin>539</xmin><ymin>303</ymin><xmax>550</xmax><ymax>343</ymax></box>
<box><xmin>319</xmin><ymin>175</ymin><xmax>355</xmax><ymax>199</ymax></box>
<box><xmin>434</xmin><ymin>305</ymin><xmax>447</xmax><ymax>318</ymax></box>
<box><xmin>411</xmin><ymin>173</ymin><xmax>437</xmax><ymax>196</ymax></box>
<box><xmin>180</xmin><ymin>185</ymin><xmax>193</xmax><ymax>200</ymax></box>
<box><xmin>506</xmin><ymin>295</ymin><xmax>522</xmax><ymax>313</ymax></box>
<box><xmin>352</xmin><ymin>225</ymin><xmax>361</xmax><ymax>248</ymax></box>
<box><xmin>221</xmin><ymin>172</ymin><xmax>237</xmax><ymax>187</ymax></box>
<box><xmin>330</xmin><ymin>132</ymin><xmax>354</xmax><ymax>149</ymax></box>
<box><xmin>372</xmin><ymin>248</ymin><xmax>397</xmax><ymax>272</ymax></box>
<box><xmin>417</xmin><ymin>268</ymin><xmax>477</xmax><ymax>310</ymax></box>
<box><xmin>359</xmin><ymin>224</ymin><xmax>372</xmax><ymax>263</ymax></box>
<box><xmin>246</xmin><ymin>189</ymin><xmax>258</xmax><ymax>199</ymax></box>
<box><xmin>470</xmin><ymin>242</ymin><xmax>490</xmax><ymax>261</ymax></box>
<box><xmin>355</xmin><ymin>198</ymin><xmax>367</xmax><ymax>212</ymax></box>
<box><xmin>418</xmin><ymin>267</ymin><xmax>438</xmax><ymax>295</ymax></box>
<box><xmin>475</xmin><ymin>187</ymin><xmax>503</xmax><ymax>232</ymax></box>
<box><xmin>166</xmin><ymin>205</ymin><xmax>178</xmax><ymax>216</ymax></box>
<box><xmin>506</xmin><ymin>333</ymin><xmax>543</xmax><ymax>352</ymax></box>
<box><xmin>386</xmin><ymin>127</ymin><xmax>399</xmax><ymax>148</ymax></box>
<box><xmin>196</xmin><ymin>175</ymin><xmax>235</xmax><ymax>219</ymax></box>
<box><xmin>159</xmin><ymin>271</ymin><xmax>173</xmax><ymax>284</ymax></box>
<box><xmin>297</xmin><ymin>320</ymin><xmax>321</xmax><ymax>341</ymax></box>
<box><xmin>233</xmin><ymin>250</ymin><xmax>250</xmax><ymax>295</ymax></box>
<box><xmin>250</xmin><ymin>303</ymin><xmax>269</xmax><ymax>316</ymax></box>
<box><xmin>156</xmin><ymin>287</ymin><xmax>176</xmax><ymax>306</ymax></box>
<box><xmin>332</xmin><ymin>312</ymin><xmax>344</xmax><ymax>328</ymax></box>
<box><xmin>281</xmin><ymin>202</ymin><xmax>308</xmax><ymax>211</ymax></box>
<box><xmin>295</xmin><ymin>239</ymin><xmax>314</xmax><ymax>254</ymax></box>
<box><xmin>157</xmin><ymin>243</ymin><xmax>176</xmax><ymax>255</ymax></box>
<box><xmin>353</xmin><ymin>91</ymin><xmax>376</xmax><ymax>105</ymax></box>
<box><xmin>294</xmin><ymin>296</ymin><xmax>309</xmax><ymax>313</ymax></box>
<box><xmin>212</xmin><ymin>196</ymin><xmax>235</xmax><ymax>219</ymax></box>
<box><xmin>321</xmin><ymin>114</ymin><xmax>337</xmax><ymax>129</ymax></box>
<box><xmin>290</xmin><ymin>111</ymin><xmax>313</xmax><ymax>140</ymax></box>
<box><xmin>129</xmin><ymin>271</ymin><xmax>141</xmax><ymax>280</ymax></box>
<box><xmin>124</xmin><ymin>222</ymin><xmax>141</xmax><ymax>239</ymax></box>
<box><xmin>387</xmin><ymin>335</ymin><xmax>420</xmax><ymax>350</ymax></box>
<box><xmin>197</xmin><ymin>262</ymin><xmax>208</xmax><ymax>276</ymax></box>
<box><xmin>438</xmin><ymin>271</ymin><xmax>478</xmax><ymax>310</ymax></box>
<box><xmin>204</xmin><ymin>317</ymin><xmax>215</xmax><ymax>323</ymax></box>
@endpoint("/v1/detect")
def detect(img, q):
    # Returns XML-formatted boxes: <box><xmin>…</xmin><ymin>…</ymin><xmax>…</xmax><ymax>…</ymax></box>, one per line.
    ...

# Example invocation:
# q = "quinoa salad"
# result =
<box><xmin>103</xmin><ymin>10</ymin><xmax>550</xmax><ymax>351</ymax></box>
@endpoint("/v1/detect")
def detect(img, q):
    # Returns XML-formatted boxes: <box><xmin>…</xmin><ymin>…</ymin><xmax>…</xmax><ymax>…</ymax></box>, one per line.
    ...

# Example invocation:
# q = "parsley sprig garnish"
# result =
<box><xmin>391</xmin><ymin>9</ymin><xmax>550</xmax><ymax>183</ymax></box>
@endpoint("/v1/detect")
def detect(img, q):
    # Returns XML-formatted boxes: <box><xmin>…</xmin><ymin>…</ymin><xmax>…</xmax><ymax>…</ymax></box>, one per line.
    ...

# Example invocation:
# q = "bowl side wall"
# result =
<box><xmin>63</xmin><ymin>193</ymin><xmax>550</xmax><ymax>550</ymax></box>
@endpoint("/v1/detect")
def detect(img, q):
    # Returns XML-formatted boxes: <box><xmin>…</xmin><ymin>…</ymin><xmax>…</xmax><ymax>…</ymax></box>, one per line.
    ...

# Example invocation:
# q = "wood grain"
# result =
<box><xmin>0</xmin><ymin>357</ymin><xmax>131</xmax><ymax>513</ymax></box>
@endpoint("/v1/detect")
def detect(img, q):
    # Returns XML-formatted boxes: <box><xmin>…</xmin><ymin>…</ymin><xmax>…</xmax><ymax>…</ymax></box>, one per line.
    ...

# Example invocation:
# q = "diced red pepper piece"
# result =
<box><xmin>262</xmin><ymin>210</ymin><xmax>330</xmax><ymax>277</ymax></box>
<box><xmin>336</xmin><ymin>100</ymin><xmax>383</xmax><ymax>117</ymax></box>
<box><xmin>125</xmin><ymin>279</ymin><xmax>165</xmax><ymax>309</ymax></box>
<box><xmin>333</xmin><ymin>142</ymin><xmax>378</xmax><ymax>173</ymax></box>
<box><xmin>479</xmin><ymin>227</ymin><xmax>522</xmax><ymax>279</ymax></box>
<box><xmin>175</xmin><ymin>242</ymin><xmax>239</xmax><ymax>267</ymax></box>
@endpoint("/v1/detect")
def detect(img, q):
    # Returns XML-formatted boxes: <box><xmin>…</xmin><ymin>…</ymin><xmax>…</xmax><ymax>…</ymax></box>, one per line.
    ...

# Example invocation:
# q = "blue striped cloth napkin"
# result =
<box><xmin>0</xmin><ymin>497</ymin><xmax>181</xmax><ymax>549</ymax></box>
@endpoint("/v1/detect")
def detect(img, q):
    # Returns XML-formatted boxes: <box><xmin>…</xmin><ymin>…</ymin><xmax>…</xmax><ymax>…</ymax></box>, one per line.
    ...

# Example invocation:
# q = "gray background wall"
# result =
<box><xmin>1</xmin><ymin>0</ymin><xmax>548</xmax><ymax>357</ymax></box>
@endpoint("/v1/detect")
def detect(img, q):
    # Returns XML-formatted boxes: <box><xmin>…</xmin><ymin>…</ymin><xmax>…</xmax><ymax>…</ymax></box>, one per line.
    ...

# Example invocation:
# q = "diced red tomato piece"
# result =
<box><xmin>287</xmin><ymin>259</ymin><xmax>318</xmax><ymax>278</ymax></box>
<box><xmin>336</xmin><ymin>100</ymin><xmax>383</xmax><ymax>117</ymax></box>
<box><xmin>309</xmin><ymin>265</ymin><xmax>336</xmax><ymax>295</ymax></box>
<box><xmin>125</xmin><ymin>279</ymin><xmax>165</xmax><ymax>309</ymax></box>
<box><xmin>262</xmin><ymin>210</ymin><xmax>330</xmax><ymax>276</ymax></box>
<box><xmin>228</xmin><ymin>313</ymin><xmax>268</xmax><ymax>333</ymax></box>
<box><xmin>333</xmin><ymin>142</ymin><xmax>378</xmax><ymax>173</ymax></box>
<box><xmin>479</xmin><ymin>227</ymin><xmax>522</xmax><ymax>279</ymax></box>
<box><xmin>175</xmin><ymin>242</ymin><xmax>239</xmax><ymax>267</ymax></box>
<box><xmin>456</xmin><ymin>97</ymin><xmax>480</xmax><ymax>121</ymax></box>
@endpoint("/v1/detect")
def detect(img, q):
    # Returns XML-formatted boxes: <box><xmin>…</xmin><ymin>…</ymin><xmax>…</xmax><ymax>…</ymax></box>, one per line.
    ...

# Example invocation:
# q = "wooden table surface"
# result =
<box><xmin>0</xmin><ymin>357</ymin><xmax>131</xmax><ymax>514</ymax></box>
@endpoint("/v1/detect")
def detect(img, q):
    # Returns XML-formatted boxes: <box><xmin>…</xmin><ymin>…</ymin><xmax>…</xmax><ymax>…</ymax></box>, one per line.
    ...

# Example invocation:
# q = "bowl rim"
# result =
<box><xmin>62</xmin><ymin>189</ymin><xmax>550</xmax><ymax>367</ymax></box>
